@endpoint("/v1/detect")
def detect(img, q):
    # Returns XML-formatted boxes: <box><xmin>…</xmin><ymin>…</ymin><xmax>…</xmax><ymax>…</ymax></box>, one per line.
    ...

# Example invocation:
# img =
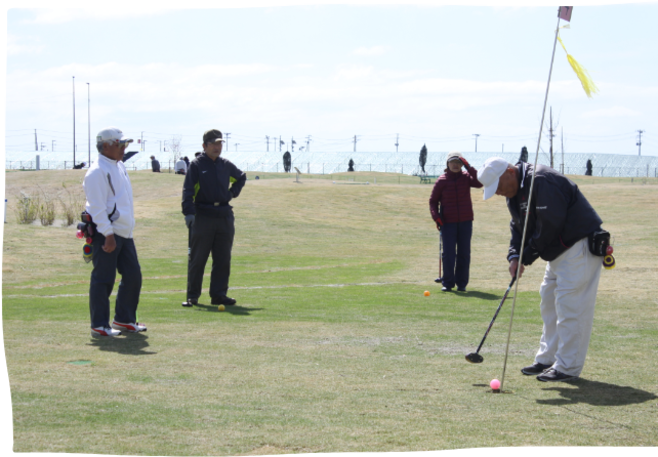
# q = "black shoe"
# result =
<box><xmin>441</xmin><ymin>286</ymin><xmax>452</xmax><ymax>292</ymax></box>
<box><xmin>212</xmin><ymin>296</ymin><xmax>237</xmax><ymax>306</ymax></box>
<box><xmin>521</xmin><ymin>362</ymin><xmax>552</xmax><ymax>375</ymax></box>
<box><xmin>537</xmin><ymin>368</ymin><xmax>577</xmax><ymax>382</ymax></box>
<box><xmin>182</xmin><ymin>298</ymin><xmax>197</xmax><ymax>307</ymax></box>
<box><xmin>457</xmin><ymin>287</ymin><xmax>466</xmax><ymax>292</ymax></box>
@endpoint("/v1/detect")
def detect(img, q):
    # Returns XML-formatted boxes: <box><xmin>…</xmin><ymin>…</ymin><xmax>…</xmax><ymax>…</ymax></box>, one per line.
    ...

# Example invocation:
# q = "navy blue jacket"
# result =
<box><xmin>507</xmin><ymin>162</ymin><xmax>602</xmax><ymax>264</ymax></box>
<box><xmin>182</xmin><ymin>153</ymin><xmax>246</xmax><ymax>217</ymax></box>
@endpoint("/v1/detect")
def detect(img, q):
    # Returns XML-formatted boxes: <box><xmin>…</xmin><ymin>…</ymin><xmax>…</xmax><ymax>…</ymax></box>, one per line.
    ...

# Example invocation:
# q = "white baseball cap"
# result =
<box><xmin>96</xmin><ymin>127</ymin><xmax>133</xmax><ymax>145</ymax></box>
<box><xmin>477</xmin><ymin>157</ymin><xmax>510</xmax><ymax>200</ymax></box>
<box><xmin>446</xmin><ymin>151</ymin><xmax>463</xmax><ymax>163</ymax></box>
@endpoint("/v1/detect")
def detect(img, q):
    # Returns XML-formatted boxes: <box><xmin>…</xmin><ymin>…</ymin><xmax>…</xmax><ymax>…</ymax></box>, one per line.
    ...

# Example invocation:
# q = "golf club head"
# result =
<box><xmin>465</xmin><ymin>352</ymin><xmax>484</xmax><ymax>364</ymax></box>
<box><xmin>434</xmin><ymin>277</ymin><xmax>442</xmax><ymax>283</ymax></box>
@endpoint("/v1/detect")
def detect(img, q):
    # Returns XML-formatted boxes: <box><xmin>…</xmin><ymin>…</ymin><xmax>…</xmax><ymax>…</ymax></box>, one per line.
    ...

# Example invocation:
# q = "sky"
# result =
<box><xmin>2</xmin><ymin>0</ymin><xmax>658</xmax><ymax>165</ymax></box>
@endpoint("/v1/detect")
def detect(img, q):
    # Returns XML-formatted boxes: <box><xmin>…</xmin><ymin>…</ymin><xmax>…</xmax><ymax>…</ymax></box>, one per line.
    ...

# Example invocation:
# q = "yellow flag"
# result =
<box><xmin>557</xmin><ymin>35</ymin><xmax>599</xmax><ymax>98</ymax></box>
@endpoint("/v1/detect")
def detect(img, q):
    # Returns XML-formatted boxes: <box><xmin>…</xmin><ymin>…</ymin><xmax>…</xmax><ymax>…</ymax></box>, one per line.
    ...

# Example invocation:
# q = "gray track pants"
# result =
<box><xmin>187</xmin><ymin>213</ymin><xmax>235</xmax><ymax>301</ymax></box>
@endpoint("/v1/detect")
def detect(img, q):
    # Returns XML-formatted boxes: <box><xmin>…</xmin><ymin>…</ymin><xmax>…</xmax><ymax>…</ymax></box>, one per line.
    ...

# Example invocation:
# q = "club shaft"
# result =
<box><xmin>474</xmin><ymin>277</ymin><xmax>516</xmax><ymax>354</ymax></box>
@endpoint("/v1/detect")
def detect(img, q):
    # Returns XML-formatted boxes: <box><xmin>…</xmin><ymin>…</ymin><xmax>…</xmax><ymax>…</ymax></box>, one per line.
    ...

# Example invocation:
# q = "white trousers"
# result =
<box><xmin>534</xmin><ymin>238</ymin><xmax>602</xmax><ymax>376</ymax></box>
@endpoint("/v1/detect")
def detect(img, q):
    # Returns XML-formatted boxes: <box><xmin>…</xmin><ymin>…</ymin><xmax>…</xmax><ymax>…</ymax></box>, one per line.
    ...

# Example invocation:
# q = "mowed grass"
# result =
<box><xmin>3</xmin><ymin>169</ymin><xmax>658</xmax><ymax>455</ymax></box>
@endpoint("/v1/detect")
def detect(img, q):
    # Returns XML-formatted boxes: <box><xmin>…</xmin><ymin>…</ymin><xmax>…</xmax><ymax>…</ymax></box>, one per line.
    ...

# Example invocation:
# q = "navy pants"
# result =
<box><xmin>89</xmin><ymin>234</ymin><xmax>142</xmax><ymax>328</ymax></box>
<box><xmin>441</xmin><ymin>221</ymin><xmax>473</xmax><ymax>290</ymax></box>
<box><xmin>187</xmin><ymin>213</ymin><xmax>235</xmax><ymax>301</ymax></box>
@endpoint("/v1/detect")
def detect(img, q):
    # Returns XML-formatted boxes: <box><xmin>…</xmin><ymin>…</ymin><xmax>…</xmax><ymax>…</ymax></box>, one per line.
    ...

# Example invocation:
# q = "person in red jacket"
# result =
<box><xmin>429</xmin><ymin>151</ymin><xmax>483</xmax><ymax>291</ymax></box>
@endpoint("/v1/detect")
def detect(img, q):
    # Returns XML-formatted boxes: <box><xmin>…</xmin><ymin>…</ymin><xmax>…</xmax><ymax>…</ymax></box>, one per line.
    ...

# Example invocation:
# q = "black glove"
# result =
<box><xmin>521</xmin><ymin>246</ymin><xmax>540</xmax><ymax>266</ymax></box>
<box><xmin>460</xmin><ymin>157</ymin><xmax>471</xmax><ymax>169</ymax></box>
<box><xmin>185</xmin><ymin>214</ymin><xmax>195</xmax><ymax>229</ymax></box>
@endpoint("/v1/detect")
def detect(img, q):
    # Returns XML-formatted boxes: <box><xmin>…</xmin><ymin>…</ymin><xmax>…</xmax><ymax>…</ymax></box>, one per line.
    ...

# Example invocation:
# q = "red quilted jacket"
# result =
<box><xmin>429</xmin><ymin>166</ymin><xmax>483</xmax><ymax>224</ymax></box>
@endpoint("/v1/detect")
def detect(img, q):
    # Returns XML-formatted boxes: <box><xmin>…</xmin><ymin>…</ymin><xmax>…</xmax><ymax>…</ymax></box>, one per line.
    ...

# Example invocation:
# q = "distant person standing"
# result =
<box><xmin>429</xmin><ymin>151</ymin><xmax>483</xmax><ymax>292</ymax></box>
<box><xmin>175</xmin><ymin>157</ymin><xmax>187</xmax><ymax>175</ymax></box>
<box><xmin>83</xmin><ymin>127</ymin><xmax>145</xmax><ymax>338</ymax></box>
<box><xmin>150</xmin><ymin>155</ymin><xmax>161</xmax><ymax>173</ymax></box>
<box><xmin>183</xmin><ymin>156</ymin><xmax>190</xmax><ymax>169</ymax></box>
<box><xmin>181</xmin><ymin>129</ymin><xmax>246</xmax><ymax>307</ymax></box>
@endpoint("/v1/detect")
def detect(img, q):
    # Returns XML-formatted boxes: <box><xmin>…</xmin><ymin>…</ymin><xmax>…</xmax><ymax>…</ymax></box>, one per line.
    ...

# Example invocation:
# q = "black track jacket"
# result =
<box><xmin>182</xmin><ymin>153</ymin><xmax>246</xmax><ymax>217</ymax></box>
<box><xmin>507</xmin><ymin>162</ymin><xmax>602</xmax><ymax>265</ymax></box>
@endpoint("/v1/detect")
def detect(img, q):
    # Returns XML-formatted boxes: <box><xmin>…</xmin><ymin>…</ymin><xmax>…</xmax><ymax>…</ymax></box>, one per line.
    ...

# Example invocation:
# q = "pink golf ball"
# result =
<box><xmin>490</xmin><ymin>379</ymin><xmax>501</xmax><ymax>390</ymax></box>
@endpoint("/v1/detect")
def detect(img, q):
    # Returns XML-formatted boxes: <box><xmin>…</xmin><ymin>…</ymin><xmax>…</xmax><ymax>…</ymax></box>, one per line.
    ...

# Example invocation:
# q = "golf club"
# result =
<box><xmin>434</xmin><ymin>230</ymin><xmax>443</xmax><ymax>283</ymax></box>
<box><xmin>182</xmin><ymin>225</ymin><xmax>193</xmax><ymax>307</ymax></box>
<box><xmin>465</xmin><ymin>276</ymin><xmax>516</xmax><ymax>364</ymax></box>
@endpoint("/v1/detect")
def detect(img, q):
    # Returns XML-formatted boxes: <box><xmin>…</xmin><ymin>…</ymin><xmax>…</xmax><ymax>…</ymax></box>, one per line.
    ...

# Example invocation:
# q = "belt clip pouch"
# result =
<box><xmin>588</xmin><ymin>229</ymin><xmax>610</xmax><ymax>256</ymax></box>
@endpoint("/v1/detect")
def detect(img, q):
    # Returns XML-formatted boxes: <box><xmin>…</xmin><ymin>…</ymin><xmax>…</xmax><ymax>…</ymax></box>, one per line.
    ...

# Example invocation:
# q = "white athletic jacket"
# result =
<box><xmin>83</xmin><ymin>154</ymin><xmax>135</xmax><ymax>238</ymax></box>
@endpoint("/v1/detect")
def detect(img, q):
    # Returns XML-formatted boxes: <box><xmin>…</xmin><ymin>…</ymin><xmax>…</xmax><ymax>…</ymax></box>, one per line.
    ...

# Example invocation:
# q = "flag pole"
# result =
<box><xmin>500</xmin><ymin>8</ymin><xmax>564</xmax><ymax>391</ymax></box>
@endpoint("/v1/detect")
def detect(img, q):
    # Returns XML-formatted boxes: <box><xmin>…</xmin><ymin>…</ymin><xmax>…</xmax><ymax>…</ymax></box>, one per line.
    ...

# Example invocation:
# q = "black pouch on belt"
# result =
<box><xmin>588</xmin><ymin>229</ymin><xmax>610</xmax><ymax>256</ymax></box>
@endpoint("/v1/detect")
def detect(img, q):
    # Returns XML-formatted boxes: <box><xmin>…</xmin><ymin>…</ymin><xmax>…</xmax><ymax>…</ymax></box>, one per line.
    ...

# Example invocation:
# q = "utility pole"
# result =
<box><xmin>225</xmin><ymin>133</ymin><xmax>231</xmax><ymax>151</ymax></box>
<box><xmin>472</xmin><ymin>134</ymin><xmax>480</xmax><ymax>152</ymax></box>
<box><xmin>41</xmin><ymin>142</ymin><xmax>46</xmax><ymax>151</ymax></box>
<box><xmin>141</xmin><ymin>132</ymin><xmax>144</xmax><ymax>151</ymax></box>
<box><xmin>353</xmin><ymin>135</ymin><xmax>358</xmax><ymax>152</ymax></box>
<box><xmin>291</xmin><ymin>137</ymin><xmax>295</xmax><ymax>152</ymax></box>
<box><xmin>87</xmin><ymin>82</ymin><xmax>90</xmax><ymax>166</ymax></box>
<box><xmin>34</xmin><ymin>129</ymin><xmax>38</xmax><ymax>151</ymax></box>
<box><xmin>306</xmin><ymin>135</ymin><xmax>311</xmax><ymax>152</ymax></box>
<box><xmin>235</xmin><ymin>143</ymin><xmax>239</xmax><ymax>152</ymax></box>
<box><xmin>395</xmin><ymin>134</ymin><xmax>399</xmax><ymax>153</ymax></box>
<box><xmin>637</xmin><ymin>130</ymin><xmax>644</xmax><ymax>156</ymax></box>
<box><xmin>549</xmin><ymin>107</ymin><xmax>555</xmax><ymax>168</ymax></box>
<box><xmin>561</xmin><ymin>128</ymin><xmax>565</xmax><ymax>174</ymax></box>
<box><xmin>279</xmin><ymin>136</ymin><xmax>282</xmax><ymax>152</ymax></box>
<box><xmin>52</xmin><ymin>140</ymin><xmax>56</xmax><ymax>152</ymax></box>
<box><xmin>266</xmin><ymin>135</ymin><xmax>270</xmax><ymax>152</ymax></box>
<box><xmin>72</xmin><ymin>76</ymin><xmax>76</xmax><ymax>166</ymax></box>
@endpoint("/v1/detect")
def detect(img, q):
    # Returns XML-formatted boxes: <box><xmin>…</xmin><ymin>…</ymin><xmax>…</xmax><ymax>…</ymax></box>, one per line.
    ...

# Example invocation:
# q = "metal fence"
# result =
<box><xmin>6</xmin><ymin>158</ymin><xmax>658</xmax><ymax>178</ymax></box>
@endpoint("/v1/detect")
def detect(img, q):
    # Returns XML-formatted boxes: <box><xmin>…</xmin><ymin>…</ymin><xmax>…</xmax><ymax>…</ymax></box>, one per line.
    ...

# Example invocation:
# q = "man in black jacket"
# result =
<box><xmin>181</xmin><ymin>129</ymin><xmax>246</xmax><ymax>307</ymax></box>
<box><xmin>478</xmin><ymin>158</ymin><xmax>604</xmax><ymax>382</ymax></box>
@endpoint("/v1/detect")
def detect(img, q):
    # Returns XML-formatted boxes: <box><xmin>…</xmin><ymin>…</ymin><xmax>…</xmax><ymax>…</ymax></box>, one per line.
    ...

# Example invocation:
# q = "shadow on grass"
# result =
<box><xmin>192</xmin><ymin>303</ymin><xmax>264</xmax><ymax>316</ymax></box>
<box><xmin>537</xmin><ymin>378</ymin><xmax>658</xmax><ymax>406</ymax></box>
<box><xmin>87</xmin><ymin>332</ymin><xmax>157</xmax><ymax>355</ymax></box>
<box><xmin>459</xmin><ymin>290</ymin><xmax>500</xmax><ymax>300</ymax></box>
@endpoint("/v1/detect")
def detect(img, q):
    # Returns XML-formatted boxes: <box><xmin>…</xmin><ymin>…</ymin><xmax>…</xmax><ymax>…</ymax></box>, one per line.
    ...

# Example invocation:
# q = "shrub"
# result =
<box><xmin>14</xmin><ymin>192</ymin><xmax>39</xmax><ymax>225</ymax></box>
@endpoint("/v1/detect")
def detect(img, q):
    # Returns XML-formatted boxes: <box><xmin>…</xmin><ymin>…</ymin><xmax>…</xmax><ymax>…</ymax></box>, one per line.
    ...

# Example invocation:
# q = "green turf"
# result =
<box><xmin>3</xmin><ymin>169</ymin><xmax>658</xmax><ymax>454</ymax></box>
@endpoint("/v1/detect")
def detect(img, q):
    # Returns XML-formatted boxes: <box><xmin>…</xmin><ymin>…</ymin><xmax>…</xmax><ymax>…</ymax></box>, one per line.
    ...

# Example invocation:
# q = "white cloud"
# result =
<box><xmin>582</xmin><ymin>106</ymin><xmax>640</xmax><ymax>118</ymax></box>
<box><xmin>15</xmin><ymin>6</ymin><xmax>183</xmax><ymax>24</ymax></box>
<box><xmin>353</xmin><ymin>46</ymin><xmax>387</xmax><ymax>56</ymax></box>
<box><xmin>7</xmin><ymin>34</ymin><xmax>44</xmax><ymax>55</ymax></box>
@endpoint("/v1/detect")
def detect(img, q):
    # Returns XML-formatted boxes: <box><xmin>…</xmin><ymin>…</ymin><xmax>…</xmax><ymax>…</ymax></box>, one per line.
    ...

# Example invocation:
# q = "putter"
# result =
<box><xmin>465</xmin><ymin>276</ymin><xmax>516</xmax><ymax>364</ymax></box>
<box><xmin>182</xmin><ymin>225</ymin><xmax>193</xmax><ymax>307</ymax></box>
<box><xmin>434</xmin><ymin>230</ymin><xmax>443</xmax><ymax>283</ymax></box>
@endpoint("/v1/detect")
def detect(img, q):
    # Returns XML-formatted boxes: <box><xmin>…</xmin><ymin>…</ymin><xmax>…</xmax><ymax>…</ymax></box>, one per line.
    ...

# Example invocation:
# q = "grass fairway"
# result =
<box><xmin>3</xmin><ymin>169</ymin><xmax>658</xmax><ymax>455</ymax></box>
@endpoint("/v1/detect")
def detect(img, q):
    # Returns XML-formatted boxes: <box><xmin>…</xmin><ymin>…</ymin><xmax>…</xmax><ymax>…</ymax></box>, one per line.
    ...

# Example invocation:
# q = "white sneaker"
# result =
<box><xmin>112</xmin><ymin>321</ymin><xmax>147</xmax><ymax>333</ymax></box>
<box><xmin>91</xmin><ymin>326</ymin><xmax>122</xmax><ymax>338</ymax></box>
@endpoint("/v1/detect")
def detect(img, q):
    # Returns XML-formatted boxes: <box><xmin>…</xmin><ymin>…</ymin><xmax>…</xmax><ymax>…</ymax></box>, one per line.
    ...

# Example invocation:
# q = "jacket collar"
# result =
<box><xmin>98</xmin><ymin>153</ymin><xmax>118</xmax><ymax>165</ymax></box>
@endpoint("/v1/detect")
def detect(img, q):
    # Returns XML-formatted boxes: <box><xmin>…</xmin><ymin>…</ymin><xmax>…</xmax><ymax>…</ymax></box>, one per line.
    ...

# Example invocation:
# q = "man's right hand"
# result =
<box><xmin>185</xmin><ymin>214</ymin><xmax>195</xmax><ymax>229</ymax></box>
<box><xmin>509</xmin><ymin>258</ymin><xmax>524</xmax><ymax>279</ymax></box>
<box><xmin>102</xmin><ymin>234</ymin><xmax>116</xmax><ymax>253</ymax></box>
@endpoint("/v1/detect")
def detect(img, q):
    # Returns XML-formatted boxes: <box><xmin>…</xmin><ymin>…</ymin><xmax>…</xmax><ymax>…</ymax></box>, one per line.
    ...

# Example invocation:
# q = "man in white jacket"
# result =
<box><xmin>83</xmin><ymin>127</ymin><xmax>146</xmax><ymax>338</ymax></box>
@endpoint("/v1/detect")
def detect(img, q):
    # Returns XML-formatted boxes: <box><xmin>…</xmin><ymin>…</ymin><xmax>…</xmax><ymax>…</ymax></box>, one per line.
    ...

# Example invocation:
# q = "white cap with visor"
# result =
<box><xmin>477</xmin><ymin>157</ymin><xmax>510</xmax><ymax>200</ymax></box>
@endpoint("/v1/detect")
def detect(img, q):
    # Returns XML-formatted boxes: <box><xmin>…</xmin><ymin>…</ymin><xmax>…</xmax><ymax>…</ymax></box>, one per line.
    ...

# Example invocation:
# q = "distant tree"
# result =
<box><xmin>519</xmin><ymin>146</ymin><xmax>528</xmax><ymax>163</ymax></box>
<box><xmin>168</xmin><ymin>136</ymin><xmax>183</xmax><ymax>164</ymax></box>
<box><xmin>348</xmin><ymin>159</ymin><xmax>355</xmax><ymax>172</ymax></box>
<box><xmin>585</xmin><ymin>159</ymin><xmax>593</xmax><ymax>176</ymax></box>
<box><xmin>419</xmin><ymin>144</ymin><xmax>428</xmax><ymax>174</ymax></box>
<box><xmin>283</xmin><ymin>151</ymin><xmax>291</xmax><ymax>173</ymax></box>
